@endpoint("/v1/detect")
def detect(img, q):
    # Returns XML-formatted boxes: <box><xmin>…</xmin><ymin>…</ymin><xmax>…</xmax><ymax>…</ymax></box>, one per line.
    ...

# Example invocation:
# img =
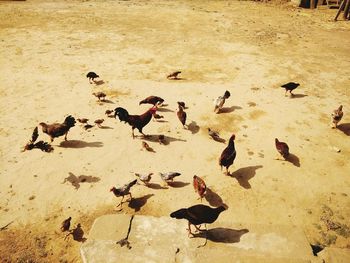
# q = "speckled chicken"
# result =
<box><xmin>214</xmin><ymin>90</ymin><xmax>230</xmax><ymax>113</ymax></box>
<box><xmin>135</xmin><ymin>173</ymin><xmax>153</xmax><ymax>185</ymax></box>
<box><xmin>275</xmin><ymin>138</ymin><xmax>289</xmax><ymax>159</ymax></box>
<box><xmin>219</xmin><ymin>134</ymin><xmax>236</xmax><ymax>175</ymax></box>
<box><xmin>110</xmin><ymin>179</ymin><xmax>137</xmax><ymax>209</ymax></box>
<box><xmin>159</xmin><ymin>172</ymin><xmax>181</xmax><ymax>185</ymax></box>
<box><xmin>193</xmin><ymin>175</ymin><xmax>206</xmax><ymax>201</ymax></box>
<box><xmin>39</xmin><ymin>115</ymin><xmax>76</xmax><ymax>142</ymax></box>
<box><xmin>139</xmin><ymin>96</ymin><xmax>164</xmax><ymax>106</ymax></box>
<box><xmin>331</xmin><ymin>105</ymin><xmax>343</xmax><ymax>128</ymax></box>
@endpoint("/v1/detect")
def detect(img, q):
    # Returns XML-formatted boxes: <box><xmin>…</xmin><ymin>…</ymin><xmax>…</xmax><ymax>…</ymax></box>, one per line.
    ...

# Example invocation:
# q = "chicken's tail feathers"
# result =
<box><xmin>114</xmin><ymin>107</ymin><xmax>129</xmax><ymax>122</ymax></box>
<box><xmin>170</xmin><ymin>208</ymin><xmax>188</xmax><ymax>219</ymax></box>
<box><xmin>129</xmin><ymin>179</ymin><xmax>138</xmax><ymax>187</ymax></box>
<box><xmin>64</xmin><ymin>115</ymin><xmax>76</xmax><ymax>128</ymax></box>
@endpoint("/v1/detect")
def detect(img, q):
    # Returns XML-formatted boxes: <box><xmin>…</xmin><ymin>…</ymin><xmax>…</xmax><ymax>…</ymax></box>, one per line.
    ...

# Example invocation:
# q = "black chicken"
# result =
<box><xmin>219</xmin><ymin>134</ymin><xmax>236</xmax><ymax>175</ymax></box>
<box><xmin>86</xmin><ymin>72</ymin><xmax>99</xmax><ymax>83</ymax></box>
<box><xmin>114</xmin><ymin>106</ymin><xmax>157</xmax><ymax>138</ymax></box>
<box><xmin>170</xmin><ymin>204</ymin><xmax>226</xmax><ymax>236</ymax></box>
<box><xmin>177</xmin><ymin>104</ymin><xmax>187</xmax><ymax>128</ymax></box>
<box><xmin>275</xmin><ymin>138</ymin><xmax>289</xmax><ymax>159</ymax></box>
<box><xmin>39</xmin><ymin>115</ymin><xmax>76</xmax><ymax>142</ymax></box>
<box><xmin>139</xmin><ymin>96</ymin><xmax>164</xmax><ymax>106</ymax></box>
<box><xmin>61</xmin><ymin>217</ymin><xmax>71</xmax><ymax>232</ymax></box>
<box><xmin>281</xmin><ymin>82</ymin><xmax>299</xmax><ymax>96</ymax></box>
<box><xmin>110</xmin><ymin>179</ymin><xmax>138</xmax><ymax>209</ymax></box>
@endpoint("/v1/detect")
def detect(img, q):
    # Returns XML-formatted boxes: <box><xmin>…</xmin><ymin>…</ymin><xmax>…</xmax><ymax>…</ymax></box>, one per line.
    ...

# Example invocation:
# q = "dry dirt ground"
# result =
<box><xmin>0</xmin><ymin>0</ymin><xmax>350</xmax><ymax>262</ymax></box>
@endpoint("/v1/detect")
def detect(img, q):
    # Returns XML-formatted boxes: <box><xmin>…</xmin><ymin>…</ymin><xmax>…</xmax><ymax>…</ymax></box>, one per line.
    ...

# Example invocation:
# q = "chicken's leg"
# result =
<box><xmin>117</xmin><ymin>196</ymin><xmax>125</xmax><ymax>207</ymax></box>
<box><xmin>187</xmin><ymin>222</ymin><xmax>194</xmax><ymax>237</ymax></box>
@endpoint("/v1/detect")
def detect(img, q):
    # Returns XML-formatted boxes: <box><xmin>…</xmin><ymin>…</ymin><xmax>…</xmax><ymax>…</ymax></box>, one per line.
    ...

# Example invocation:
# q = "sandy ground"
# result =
<box><xmin>0</xmin><ymin>0</ymin><xmax>350</xmax><ymax>262</ymax></box>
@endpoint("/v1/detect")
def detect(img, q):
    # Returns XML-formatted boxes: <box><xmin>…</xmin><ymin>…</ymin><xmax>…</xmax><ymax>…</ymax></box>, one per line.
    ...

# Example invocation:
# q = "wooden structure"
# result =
<box><xmin>335</xmin><ymin>0</ymin><xmax>350</xmax><ymax>20</ymax></box>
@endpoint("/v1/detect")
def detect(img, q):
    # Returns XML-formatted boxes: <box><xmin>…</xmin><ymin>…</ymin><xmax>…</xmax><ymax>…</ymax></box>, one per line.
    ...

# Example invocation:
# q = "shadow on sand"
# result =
<box><xmin>230</xmin><ymin>165</ymin><xmax>263</xmax><ymax>189</ymax></box>
<box><xmin>187</xmin><ymin>121</ymin><xmax>200</xmax><ymax>134</ymax></box>
<box><xmin>62</xmin><ymin>172</ymin><xmax>101</xmax><ymax>190</ymax></box>
<box><xmin>59</xmin><ymin>140</ymin><xmax>103</xmax><ymax>148</ymax></box>
<box><xmin>193</xmin><ymin>228</ymin><xmax>249</xmax><ymax>244</ymax></box>
<box><xmin>220</xmin><ymin>105</ymin><xmax>242</xmax><ymax>113</ymax></box>
<box><xmin>205</xmin><ymin>188</ymin><xmax>225</xmax><ymax>207</ymax></box>
<box><xmin>142</xmin><ymin>134</ymin><xmax>186</xmax><ymax>145</ymax></box>
<box><xmin>128</xmin><ymin>194</ymin><xmax>154</xmax><ymax>212</ymax></box>
<box><xmin>337</xmin><ymin>123</ymin><xmax>350</xmax><ymax>136</ymax></box>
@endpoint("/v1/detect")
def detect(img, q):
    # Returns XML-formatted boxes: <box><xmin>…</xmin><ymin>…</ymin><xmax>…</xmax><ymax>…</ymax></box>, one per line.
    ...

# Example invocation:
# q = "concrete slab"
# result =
<box><xmin>81</xmin><ymin>214</ymin><xmax>317</xmax><ymax>263</ymax></box>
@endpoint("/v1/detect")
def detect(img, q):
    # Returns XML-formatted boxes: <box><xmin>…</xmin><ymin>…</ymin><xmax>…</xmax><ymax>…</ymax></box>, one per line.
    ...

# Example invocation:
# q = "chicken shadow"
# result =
<box><xmin>157</xmin><ymin>108</ymin><xmax>174</xmax><ymax>113</ymax></box>
<box><xmin>337</xmin><ymin>123</ymin><xmax>350</xmax><ymax>136</ymax></box>
<box><xmin>93</xmin><ymin>80</ymin><xmax>105</xmax><ymax>85</ymax></box>
<box><xmin>230</xmin><ymin>165</ymin><xmax>263</xmax><ymax>189</ymax></box>
<box><xmin>59</xmin><ymin>140</ymin><xmax>103</xmax><ymax>148</ymax></box>
<box><xmin>99</xmin><ymin>125</ymin><xmax>114</xmax><ymax>129</ymax></box>
<box><xmin>142</xmin><ymin>134</ymin><xmax>186</xmax><ymax>145</ymax></box>
<box><xmin>290</xmin><ymin>93</ymin><xmax>308</xmax><ymax>99</ymax></box>
<box><xmin>193</xmin><ymin>228</ymin><xmax>249</xmax><ymax>244</ymax></box>
<box><xmin>187</xmin><ymin>121</ymin><xmax>200</xmax><ymax>134</ymax></box>
<box><xmin>66</xmin><ymin>224</ymin><xmax>87</xmax><ymax>242</ymax></box>
<box><xmin>62</xmin><ymin>172</ymin><xmax>101</xmax><ymax>190</ymax></box>
<box><xmin>128</xmin><ymin>194</ymin><xmax>154</xmax><ymax>212</ymax></box>
<box><xmin>286</xmin><ymin>153</ymin><xmax>300</xmax><ymax>167</ymax></box>
<box><xmin>205</xmin><ymin>188</ymin><xmax>225</xmax><ymax>207</ymax></box>
<box><xmin>98</xmin><ymin>99</ymin><xmax>114</xmax><ymax>104</ymax></box>
<box><xmin>220</xmin><ymin>106</ymin><xmax>242</xmax><ymax>113</ymax></box>
<box><xmin>210</xmin><ymin>136</ymin><xmax>226</xmax><ymax>144</ymax></box>
<box><xmin>146</xmin><ymin>183</ymin><xmax>168</xmax><ymax>190</ymax></box>
<box><xmin>167</xmin><ymin>181</ymin><xmax>190</xmax><ymax>188</ymax></box>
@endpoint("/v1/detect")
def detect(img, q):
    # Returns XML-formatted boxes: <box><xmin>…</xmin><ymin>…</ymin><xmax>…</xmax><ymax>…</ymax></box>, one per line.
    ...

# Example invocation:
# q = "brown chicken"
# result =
<box><xmin>39</xmin><ymin>115</ymin><xmax>76</xmax><ymax>142</ymax></box>
<box><xmin>61</xmin><ymin>217</ymin><xmax>71</xmax><ymax>232</ymax></box>
<box><xmin>331</xmin><ymin>105</ymin><xmax>343</xmax><ymax>128</ymax></box>
<box><xmin>92</xmin><ymin>91</ymin><xmax>106</xmax><ymax>101</ymax></box>
<box><xmin>193</xmin><ymin>175</ymin><xmax>206</xmax><ymax>201</ymax></box>
<box><xmin>105</xmin><ymin>109</ymin><xmax>114</xmax><ymax>115</ymax></box>
<box><xmin>141</xmin><ymin>141</ymin><xmax>154</xmax><ymax>152</ymax></box>
<box><xmin>275</xmin><ymin>138</ymin><xmax>289</xmax><ymax>159</ymax></box>
<box><xmin>219</xmin><ymin>134</ymin><xmax>236</xmax><ymax>175</ymax></box>
<box><xmin>77</xmin><ymin>118</ymin><xmax>89</xmax><ymax>124</ymax></box>
<box><xmin>167</xmin><ymin>71</ymin><xmax>181</xmax><ymax>80</ymax></box>
<box><xmin>177</xmin><ymin>104</ymin><xmax>187</xmax><ymax>128</ymax></box>
<box><xmin>139</xmin><ymin>96</ymin><xmax>164</xmax><ymax>106</ymax></box>
<box><xmin>94</xmin><ymin>119</ymin><xmax>104</xmax><ymax>128</ymax></box>
<box><xmin>114</xmin><ymin>106</ymin><xmax>157</xmax><ymax>138</ymax></box>
<box><xmin>153</xmin><ymin>113</ymin><xmax>164</xmax><ymax>121</ymax></box>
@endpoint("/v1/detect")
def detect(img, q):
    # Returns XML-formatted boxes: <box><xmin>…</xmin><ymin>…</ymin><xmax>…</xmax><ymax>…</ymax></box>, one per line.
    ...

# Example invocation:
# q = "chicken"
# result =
<box><xmin>110</xmin><ymin>179</ymin><xmax>137</xmax><ymax>209</ymax></box>
<box><xmin>159</xmin><ymin>172</ymin><xmax>181</xmax><ymax>185</ymax></box>
<box><xmin>77</xmin><ymin>118</ymin><xmax>89</xmax><ymax>124</ymax></box>
<box><xmin>94</xmin><ymin>119</ymin><xmax>104</xmax><ymax>128</ymax></box>
<box><xmin>33</xmin><ymin>141</ymin><xmax>54</xmax><ymax>152</ymax></box>
<box><xmin>23</xmin><ymin>127</ymin><xmax>39</xmax><ymax>152</ymax></box>
<box><xmin>105</xmin><ymin>109</ymin><xmax>114</xmax><ymax>116</ymax></box>
<box><xmin>177</xmin><ymin>101</ymin><xmax>186</xmax><ymax>109</ymax></box>
<box><xmin>193</xmin><ymin>175</ymin><xmax>206</xmax><ymax>201</ymax></box>
<box><xmin>275</xmin><ymin>138</ymin><xmax>289</xmax><ymax>159</ymax></box>
<box><xmin>281</xmin><ymin>82</ymin><xmax>299</xmax><ymax>96</ymax></box>
<box><xmin>141</xmin><ymin>141</ymin><xmax>154</xmax><ymax>152</ymax></box>
<box><xmin>177</xmin><ymin>104</ymin><xmax>187</xmax><ymax>128</ymax></box>
<box><xmin>167</xmin><ymin>71</ymin><xmax>181</xmax><ymax>80</ymax></box>
<box><xmin>92</xmin><ymin>92</ymin><xmax>106</xmax><ymax>101</ymax></box>
<box><xmin>86</xmin><ymin>72</ymin><xmax>99</xmax><ymax>83</ymax></box>
<box><xmin>61</xmin><ymin>217</ymin><xmax>71</xmax><ymax>232</ymax></box>
<box><xmin>135</xmin><ymin>173</ymin><xmax>153</xmax><ymax>185</ymax></box>
<box><xmin>170</xmin><ymin>204</ymin><xmax>226</xmax><ymax>236</ymax></box>
<box><xmin>219</xmin><ymin>134</ymin><xmax>236</xmax><ymax>175</ymax></box>
<box><xmin>139</xmin><ymin>96</ymin><xmax>164</xmax><ymax>106</ymax></box>
<box><xmin>84</xmin><ymin>124</ymin><xmax>94</xmax><ymax>130</ymax></box>
<box><xmin>214</xmin><ymin>90</ymin><xmax>230</xmax><ymax>113</ymax></box>
<box><xmin>331</xmin><ymin>105</ymin><xmax>343</xmax><ymax>128</ymax></box>
<box><xmin>39</xmin><ymin>115</ymin><xmax>76</xmax><ymax>142</ymax></box>
<box><xmin>208</xmin><ymin>128</ymin><xmax>221</xmax><ymax>141</ymax></box>
<box><xmin>114</xmin><ymin>106</ymin><xmax>157</xmax><ymax>138</ymax></box>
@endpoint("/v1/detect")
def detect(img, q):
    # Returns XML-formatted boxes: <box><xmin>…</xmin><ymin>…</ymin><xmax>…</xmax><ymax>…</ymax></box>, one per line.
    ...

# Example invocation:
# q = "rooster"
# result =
<box><xmin>110</xmin><ymin>179</ymin><xmax>137</xmax><ymax>209</ymax></box>
<box><xmin>219</xmin><ymin>134</ymin><xmax>236</xmax><ymax>175</ymax></box>
<box><xmin>114</xmin><ymin>106</ymin><xmax>157</xmax><ymax>138</ymax></box>
<box><xmin>281</xmin><ymin>82</ymin><xmax>299</xmax><ymax>96</ymax></box>
<box><xmin>139</xmin><ymin>96</ymin><xmax>164</xmax><ymax>106</ymax></box>
<box><xmin>275</xmin><ymin>138</ymin><xmax>289</xmax><ymax>159</ymax></box>
<box><xmin>331</xmin><ymin>105</ymin><xmax>343</xmax><ymax>128</ymax></box>
<box><xmin>170</xmin><ymin>204</ymin><xmax>226</xmax><ymax>236</ymax></box>
<box><xmin>214</xmin><ymin>90</ymin><xmax>230</xmax><ymax>113</ymax></box>
<box><xmin>193</xmin><ymin>175</ymin><xmax>206</xmax><ymax>201</ymax></box>
<box><xmin>39</xmin><ymin>115</ymin><xmax>76</xmax><ymax>142</ymax></box>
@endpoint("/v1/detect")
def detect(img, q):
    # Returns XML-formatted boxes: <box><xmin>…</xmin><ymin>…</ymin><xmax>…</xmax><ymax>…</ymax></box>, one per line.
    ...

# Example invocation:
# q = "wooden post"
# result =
<box><xmin>310</xmin><ymin>0</ymin><xmax>315</xmax><ymax>9</ymax></box>
<box><xmin>335</xmin><ymin>0</ymin><xmax>346</xmax><ymax>20</ymax></box>
<box><xmin>344</xmin><ymin>0</ymin><xmax>350</xmax><ymax>19</ymax></box>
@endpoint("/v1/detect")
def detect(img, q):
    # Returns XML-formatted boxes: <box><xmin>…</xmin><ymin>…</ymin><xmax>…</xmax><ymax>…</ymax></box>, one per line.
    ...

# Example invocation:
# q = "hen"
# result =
<box><xmin>86</xmin><ymin>72</ymin><xmax>99</xmax><ymax>83</ymax></box>
<box><xmin>193</xmin><ymin>175</ymin><xmax>206</xmax><ymax>201</ymax></box>
<box><xmin>110</xmin><ymin>179</ymin><xmax>137</xmax><ymax>209</ymax></box>
<box><xmin>94</xmin><ymin>119</ymin><xmax>104</xmax><ymax>128</ymax></box>
<box><xmin>139</xmin><ymin>96</ymin><xmax>164</xmax><ymax>106</ymax></box>
<box><xmin>214</xmin><ymin>90</ymin><xmax>230</xmax><ymax>113</ymax></box>
<box><xmin>281</xmin><ymin>82</ymin><xmax>299</xmax><ymax>96</ymax></box>
<box><xmin>61</xmin><ymin>217</ymin><xmax>71</xmax><ymax>232</ymax></box>
<box><xmin>135</xmin><ymin>173</ymin><xmax>153</xmax><ymax>185</ymax></box>
<box><xmin>39</xmin><ymin>115</ymin><xmax>76</xmax><ymax>142</ymax></box>
<box><xmin>275</xmin><ymin>138</ymin><xmax>289</xmax><ymax>159</ymax></box>
<box><xmin>92</xmin><ymin>92</ymin><xmax>106</xmax><ymax>101</ymax></box>
<box><xmin>159</xmin><ymin>172</ymin><xmax>181</xmax><ymax>185</ymax></box>
<box><xmin>170</xmin><ymin>204</ymin><xmax>226</xmax><ymax>236</ymax></box>
<box><xmin>331</xmin><ymin>105</ymin><xmax>343</xmax><ymax>128</ymax></box>
<box><xmin>177</xmin><ymin>104</ymin><xmax>187</xmax><ymax>128</ymax></box>
<box><xmin>219</xmin><ymin>134</ymin><xmax>236</xmax><ymax>175</ymax></box>
<box><xmin>167</xmin><ymin>71</ymin><xmax>181</xmax><ymax>80</ymax></box>
<box><xmin>114</xmin><ymin>106</ymin><xmax>157</xmax><ymax>138</ymax></box>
